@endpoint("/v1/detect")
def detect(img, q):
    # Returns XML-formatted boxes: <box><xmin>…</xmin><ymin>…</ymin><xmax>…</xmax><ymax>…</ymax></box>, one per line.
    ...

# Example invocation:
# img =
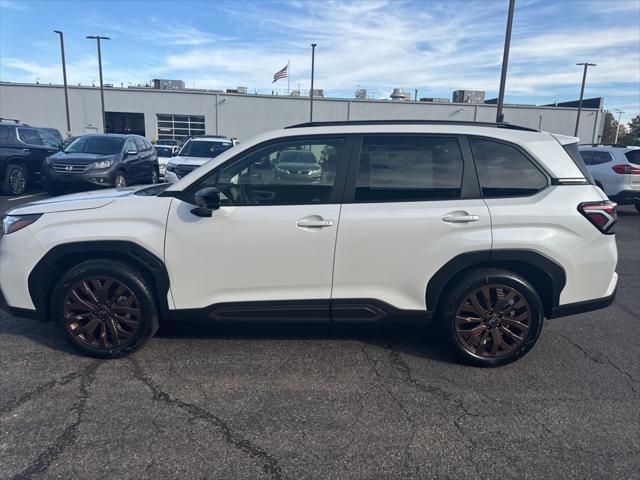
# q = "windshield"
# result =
<box><xmin>64</xmin><ymin>136</ymin><xmax>124</xmax><ymax>155</ymax></box>
<box><xmin>180</xmin><ymin>140</ymin><xmax>232</xmax><ymax>158</ymax></box>
<box><xmin>156</xmin><ymin>146</ymin><xmax>173</xmax><ymax>157</ymax></box>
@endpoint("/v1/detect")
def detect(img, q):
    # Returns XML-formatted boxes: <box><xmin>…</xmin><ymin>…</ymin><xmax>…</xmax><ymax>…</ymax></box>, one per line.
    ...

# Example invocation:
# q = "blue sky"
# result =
<box><xmin>1</xmin><ymin>0</ymin><xmax>639</xmax><ymax>119</ymax></box>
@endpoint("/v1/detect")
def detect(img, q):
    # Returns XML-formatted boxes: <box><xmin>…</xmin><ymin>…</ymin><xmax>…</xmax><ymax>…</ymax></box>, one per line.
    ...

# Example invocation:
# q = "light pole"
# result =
<box><xmin>54</xmin><ymin>30</ymin><xmax>71</xmax><ymax>136</ymax></box>
<box><xmin>496</xmin><ymin>0</ymin><xmax>515</xmax><ymax>123</ymax></box>
<box><xmin>86</xmin><ymin>35</ymin><xmax>110</xmax><ymax>133</ymax></box>
<box><xmin>614</xmin><ymin>108</ymin><xmax>625</xmax><ymax>144</ymax></box>
<box><xmin>574</xmin><ymin>62</ymin><xmax>596</xmax><ymax>137</ymax></box>
<box><xmin>310</xmin><ymin>43</ymin><xmax>316</xmax><ymax>122</ymax></box>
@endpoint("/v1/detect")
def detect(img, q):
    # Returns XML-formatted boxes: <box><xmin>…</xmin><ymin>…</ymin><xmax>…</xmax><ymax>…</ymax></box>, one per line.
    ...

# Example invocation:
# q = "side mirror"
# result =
<box><xmin>126</xmin><ymin>149</ymin><xmax>137</xmax><ymax>156</ymax></box>
<box><xmin>191</xmin><ymin>187</ymin><xmax>220</xmax><ymax>217</ymax></box>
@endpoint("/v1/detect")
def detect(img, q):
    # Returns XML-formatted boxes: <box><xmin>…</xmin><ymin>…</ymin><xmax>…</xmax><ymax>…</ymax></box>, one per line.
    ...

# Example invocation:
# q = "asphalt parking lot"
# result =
<box><xmin>0</xmin><ymin>191</ymin><xmax>638</xmax><ymax>480</ymax></box>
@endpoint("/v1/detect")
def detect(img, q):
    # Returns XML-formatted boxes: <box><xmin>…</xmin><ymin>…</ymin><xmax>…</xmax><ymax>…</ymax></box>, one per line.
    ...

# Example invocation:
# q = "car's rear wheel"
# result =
<box><xmin>2</xmin><ymin>163</ymin><xmax>27</xmax><ymax>195</ymax></box>
<box><xmin>634</xmin><ymin>201</ymin><xmax>640</xmax><ymax>213</ymax></box>
<box><xmin>51</xmin><ymin>259</ymin><xmax>158</xmax><ymax>358</ymax></box>
<box><xmin>440</xmin><ymin>268</ymin><xmax>543</xmax><ymax>367</ymax></box>
<box><xmin>114</xmin><ymin>171</ymin><xmax>127</xmax><ymax>188</ymax></box>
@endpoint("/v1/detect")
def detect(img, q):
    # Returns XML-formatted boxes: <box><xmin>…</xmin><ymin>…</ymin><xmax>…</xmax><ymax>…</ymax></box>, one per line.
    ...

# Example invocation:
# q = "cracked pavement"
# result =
<box><xmin>0</xmin><ymin>193</ymin><xmax>638</xmax><ymax>479</ymax></box>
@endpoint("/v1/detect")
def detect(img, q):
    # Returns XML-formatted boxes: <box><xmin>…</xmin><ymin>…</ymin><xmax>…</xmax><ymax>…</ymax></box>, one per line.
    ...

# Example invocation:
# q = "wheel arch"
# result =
<box><xmin>28</xmin><ymin>241</ymin><xmax>171</xmax><ymax>322</ymax></box>
<box><xmin>427</xmin><ymin>250</ymin><xmax>566</xmax><ymax>318</ymax></box>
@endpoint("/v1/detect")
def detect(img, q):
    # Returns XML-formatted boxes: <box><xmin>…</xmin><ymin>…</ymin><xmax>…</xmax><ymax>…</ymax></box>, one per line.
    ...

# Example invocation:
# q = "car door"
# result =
<box><xmin>164</xmin><ymin>136</ymin><xmax>352</xmax><ymax>321</ymax></box>
<box><xmin>16</xmin><ymin>127</ymin><xmax>58</xmax><ymax>177</ymax></box>
<box><xmin>133</xmin><ymin>137</ymin><xmax>151</xmax><ymax>181</ymax></box>
<box><xmin>331</xmin><ymin>134</ymin><xmax>491</xmax><ymax>319</ymax></box>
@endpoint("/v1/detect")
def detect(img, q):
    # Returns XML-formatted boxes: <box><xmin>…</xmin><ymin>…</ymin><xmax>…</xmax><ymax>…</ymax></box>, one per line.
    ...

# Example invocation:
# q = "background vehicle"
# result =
<box><xmin>0</xmin><ymin>119</ymin><xmax>62</xmax><ymax>195</ymax></box>
<box><xmin>165</xmin><ymin>136</ymin><xmax>234</xmax><ymax>182</ymax></box>
<box><xmin>41</xmin><ymin>133</ymin><xmax>159</xmax><ymax>194</ymax></box>
<box><xmin>154</xmin><ymin>144</ymin><xmax>177</xmax><ymax>179</ymax></box>
<box><xmin>155</xmin><ymin>139</ymin><xmax>178</xmax><ymax>146</ymax></box>
<box><xmin>579</xmin><ymin>144</ymin><xmax>640</xmax><ymax>212</ymax></box>
<box><xmin>0</xmin><ymin>121</ymin><xmax>617</xmax><ymax>366</ymax></box>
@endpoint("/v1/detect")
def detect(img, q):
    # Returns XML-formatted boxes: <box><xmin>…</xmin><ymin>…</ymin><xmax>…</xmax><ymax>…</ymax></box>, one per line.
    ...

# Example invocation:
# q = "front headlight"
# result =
<box><xmin>1</xmin><ymin>214</ymin><xmax>42</xmax><ymax>235</ymax></box>
<box><xmin>93</xmin><ymin>160</ymin><xmax>114</xmax><ymax>169</ymax></box>
<box><xmin>307</xmin><ymin>169</ymin><xmax>321</xmax><ymax>175</ymax></box>
<box><xmin>166</xmin><ymin>163</ymin><xmax>176</xmax><ymax>172</ymax></box>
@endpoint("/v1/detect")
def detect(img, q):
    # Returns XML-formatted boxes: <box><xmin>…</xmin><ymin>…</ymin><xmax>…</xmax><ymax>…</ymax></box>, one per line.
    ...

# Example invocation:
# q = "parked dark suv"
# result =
<box><xmin>41</xmin><ymin>134</ymin><xmax>159</xmax><ymax>195</ymax></box>
<box><xmin>0</xmin><ymin>119</ymin><xmax>62</xmax><ymax>195</ymax></box>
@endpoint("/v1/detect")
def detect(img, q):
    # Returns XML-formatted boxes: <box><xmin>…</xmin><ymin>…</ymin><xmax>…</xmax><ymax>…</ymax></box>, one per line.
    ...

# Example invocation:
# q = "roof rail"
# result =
<box><xmin>285</xmin><ymin>120</ymin><xmax>538</xmax><ymax>132</ymax></box>
<box><xmin>580</xmin><ymin>143</ymin><xmax>629</xmax><ymax>148</ymax></box>
<box><xmin>0</xmin><ymin>117</ymin><xmax>22</xmax><ymax>124</ymax></box>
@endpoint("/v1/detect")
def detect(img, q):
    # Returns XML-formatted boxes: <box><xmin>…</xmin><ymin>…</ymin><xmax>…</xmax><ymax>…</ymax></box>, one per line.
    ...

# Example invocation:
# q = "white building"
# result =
<box><xmin>0</xmin><ymin>82</ymin><xmax>604</xmax><ymax>143</ymax></box>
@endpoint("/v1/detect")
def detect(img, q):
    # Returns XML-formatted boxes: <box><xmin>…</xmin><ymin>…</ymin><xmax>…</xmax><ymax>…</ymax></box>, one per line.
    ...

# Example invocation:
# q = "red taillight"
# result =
<box><xmin>612</xmin><ymin>164</ymin><xmax>640</xmax><ymax>175</ymax></box>
<box><xmin>578</xmin><ymin>201</ymin><xmax>617</xmax><ymax>234</ymax></box>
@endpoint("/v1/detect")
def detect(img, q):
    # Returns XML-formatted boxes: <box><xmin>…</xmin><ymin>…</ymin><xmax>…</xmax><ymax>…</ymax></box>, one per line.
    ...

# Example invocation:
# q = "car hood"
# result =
<box><xmin>169</xmin><ymin>156</ymin><xmax>212</xmax><ymax>166</ymax></box>
<box><xmin>277</xmin><ymin>162</ymin><xmax>320</xmax><ymax>170</ymax></box>
<box><xmin>49</xmin><ymin>152</ymin><xmax>119</xmax><ymax>163</ymax></box>
<box><xmin>8</xmin><ymin>186</ymin><xmax>148</xmax><ymax>215</ymax></box>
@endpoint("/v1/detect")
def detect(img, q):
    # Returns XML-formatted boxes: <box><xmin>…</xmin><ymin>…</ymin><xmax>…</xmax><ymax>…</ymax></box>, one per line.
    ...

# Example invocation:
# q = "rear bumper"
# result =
<box><xmin>549</xmin><ymin>284</ymin><xmax>617</xmax><ymax>319</ymax></box>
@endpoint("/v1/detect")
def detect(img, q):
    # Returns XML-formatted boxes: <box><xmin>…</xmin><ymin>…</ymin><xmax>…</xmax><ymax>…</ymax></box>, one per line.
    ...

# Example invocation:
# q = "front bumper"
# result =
<box><xmin>41</xmin><ymin>163</ymin><xmax>117</xmax><ymax>188</ymax></box>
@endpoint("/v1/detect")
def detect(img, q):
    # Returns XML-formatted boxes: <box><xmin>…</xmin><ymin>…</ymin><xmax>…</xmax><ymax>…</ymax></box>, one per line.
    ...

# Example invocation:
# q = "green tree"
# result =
<box><xmin>600</xmin><ymin>110</ymin><xmax>618</xmax><ymax>144</ymax></box>
<box><xmin>626</xmin><ymin>115</ymin><xmax>640</xmax><ymax>145</ymax></box>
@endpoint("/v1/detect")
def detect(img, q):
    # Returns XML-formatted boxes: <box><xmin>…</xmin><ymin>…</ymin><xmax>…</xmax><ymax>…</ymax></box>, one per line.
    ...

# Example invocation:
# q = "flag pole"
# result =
<box><xmin>287</xmin><ymin>60</ymin><xmax>290</xmax><ymax>95</ymax></box>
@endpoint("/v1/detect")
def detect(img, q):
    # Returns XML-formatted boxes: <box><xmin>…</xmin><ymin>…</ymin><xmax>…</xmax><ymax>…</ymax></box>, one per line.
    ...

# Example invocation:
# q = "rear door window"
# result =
<box><xmin>17</xmin><ymin>127</ymin><xmax>44</xmax><ymax>146</ymax></box>
<box><xmin>354</xmin><ymin>136</ymin><xmax>464</xmax><ymax>202</ymax></box>
<box><xmin>579</xmin><ymin>151</ymin><xmax>595</xmax><ymax>165</ymax></box>
<box><xmin>470</xmin><ymin>138</ymin><xmax>548</xmax><ymax>197</ymax></box>
<box><xmin>591</xmin><ymin>152</ymin><xmax>612</xmax><ymax>165</ymax></box>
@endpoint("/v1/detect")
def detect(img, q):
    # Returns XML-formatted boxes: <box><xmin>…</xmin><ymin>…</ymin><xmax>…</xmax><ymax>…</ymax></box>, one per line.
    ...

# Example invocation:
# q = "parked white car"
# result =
<box><xmin>579</xmin><ymin>144</ymin><xmax>640</xmax><ymax>212</ymax></box>
<box><xmin>165</xmin><ymin>136</ymin><xmax>234</xmax><ymax>183</ymax></box>
<box><xmin>0</xmin><ymin>121</ymin><xmax>618</xmax><ymax>366</ymax></box>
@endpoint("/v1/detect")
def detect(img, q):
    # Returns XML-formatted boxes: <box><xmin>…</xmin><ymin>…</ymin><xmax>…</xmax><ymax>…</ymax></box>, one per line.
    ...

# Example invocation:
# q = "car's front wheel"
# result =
<box><xmin>51</xmin><ymin>259</ymin><xmax>158</xmax><ymax>358</ymax></box>
<box><xmin>114</xmin><ymin>171</ymin><xmax>127</xmax><ymax>188</ymax></box>
<box><xmin>440</xmin><ymin>268</ymin><xmax>543</xmax><ymax>367</ymax></box>
<box><xmin>635</xmin><ymin>201</ymin><xmax>640</xmax><ymax>214</ymax></box>
<box><xmin>150</xmin><ymin>166</ymin><xmax>159</xmax><ymax>184</ymax></box>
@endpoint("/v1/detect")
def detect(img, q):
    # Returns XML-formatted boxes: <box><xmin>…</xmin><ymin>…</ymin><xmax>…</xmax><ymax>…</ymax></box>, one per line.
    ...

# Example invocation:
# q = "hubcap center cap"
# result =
<box><xmin>98</xmin><ymin>308</ymin><xmax>109</xmax><ymax>316</ymax></box>
<box><xmin>487</xmin><ymin>316</ymin><xmax>498</xmax><ymax>327</ymax></box>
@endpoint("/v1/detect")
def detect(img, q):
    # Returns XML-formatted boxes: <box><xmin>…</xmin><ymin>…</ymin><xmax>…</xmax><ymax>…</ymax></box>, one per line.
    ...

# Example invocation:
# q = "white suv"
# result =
<box><xmin>578</xmin><ymin>144</ymin><xmax>640</xmax><ymax>212</ymax></box>
<box><xmin>164</xmin><ymin>136</ymin><xmax>234</xmax><ymax>183</ymax></box>
<box><xmin>0</xmin><ymin>121</ymin><xmax>618</xmax><ymax>366</ymax></box>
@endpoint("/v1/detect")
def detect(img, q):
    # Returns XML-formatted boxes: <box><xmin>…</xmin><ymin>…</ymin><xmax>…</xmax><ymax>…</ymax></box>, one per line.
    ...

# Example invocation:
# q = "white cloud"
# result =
<box><xmin>0</xmin><ymin>0</ymin><xmax>28</xmax><ymax>11</ymax></box>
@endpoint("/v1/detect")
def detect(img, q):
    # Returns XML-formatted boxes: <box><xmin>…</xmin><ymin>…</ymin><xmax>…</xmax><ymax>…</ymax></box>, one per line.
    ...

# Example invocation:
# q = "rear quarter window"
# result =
<box><xmin>470</xmin><ymin>138</ymin><xmax>548</xmax><ymax>197</ymax></box>
<box><xmin>625</xmin><ymin>150</ymin><xmax>640</xmax><ymax>165</ymax></box>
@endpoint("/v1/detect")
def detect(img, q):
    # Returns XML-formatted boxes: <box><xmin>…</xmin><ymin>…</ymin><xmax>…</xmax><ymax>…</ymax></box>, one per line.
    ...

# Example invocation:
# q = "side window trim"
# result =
<box><xmin>16</xmin><ymin>127</ymin><xmax>44</xmax><ymax>147</ymax></box>
<box><xmin>341</xmin><ymin>133</ymin><xmax>477</xmax><ymax>204</ymax></box>
<box><xmin>181</xmin><ymin>134</ymin><xmax>355</xmax><ymax>206</ymax></box>
<box><xmin>468</xmin><ymin>135</ymin><xmax>551</xmax><ymax>199</ymax></box>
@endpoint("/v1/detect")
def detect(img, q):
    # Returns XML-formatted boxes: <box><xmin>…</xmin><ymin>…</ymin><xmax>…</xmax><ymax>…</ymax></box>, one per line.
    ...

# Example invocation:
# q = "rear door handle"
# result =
<box><xmin>442</xmin><ymin>214</ymin><xmax>479</xmax><ymax>223</ymax></box>
<box><xmin>296</xmin><ymin>219</ymin><xmax>334</xmax><ymax>228</ymax></box>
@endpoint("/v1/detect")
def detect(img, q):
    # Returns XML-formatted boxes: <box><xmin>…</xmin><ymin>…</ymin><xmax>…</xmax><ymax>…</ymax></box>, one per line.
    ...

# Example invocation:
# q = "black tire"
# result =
<box><xmin>2</xmin><ymin>163</ymin><xmax>27</xmax><ymax>195</ymax></box>
<box><xmin>114</xmin><ymin>170</ymin><xmax>127</xmax><ymax>188</ymax></box>
<box><xmin>440</xmin><ymin>268</ymin><xmax>543</xmax><ymax>367</ymax></box>
<box><xmin>51</xmin><ymin>259</ymin><xmax>159</xmax><ymax>358</ymax></box>
<box><xmin>635</xmin><ymin>201</ymin><xmax>640</xmax><ymax>214</ymax></box>
<box><xmin>150</xmin><ymin>166</ymin><xmax>159</xmax><ymax>184</ymax></box>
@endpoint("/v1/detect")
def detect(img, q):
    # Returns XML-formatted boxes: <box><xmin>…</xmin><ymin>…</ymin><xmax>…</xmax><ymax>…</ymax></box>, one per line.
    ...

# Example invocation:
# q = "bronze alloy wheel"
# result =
<box><xmin>454</xmin><ymin>284</ymin><xmax>531</xmax><ymax>358</ymax></box>
<box><xmin>63</xmin><ymin>276</ymin><xmax>141</xmax><ymax>349</ymax></box>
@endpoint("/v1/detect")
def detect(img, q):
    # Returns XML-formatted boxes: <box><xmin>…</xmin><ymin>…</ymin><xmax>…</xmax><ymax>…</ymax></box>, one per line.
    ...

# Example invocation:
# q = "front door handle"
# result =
<box><xmin>442</xmin><ymin>214</ymin><xmax>480</xmax><ymax>223</ymax></box>
<box><xmin>296</xmin><ymin>219</ymin><xmax>334</xmax><ymax>228</ymax></box>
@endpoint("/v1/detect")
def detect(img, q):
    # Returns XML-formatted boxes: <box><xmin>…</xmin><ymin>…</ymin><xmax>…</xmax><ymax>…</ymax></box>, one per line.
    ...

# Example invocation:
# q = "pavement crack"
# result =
<box><xmin>557</xmin><ymin>332</ymin><xmax>639</xmax><ymax>394</ymax></box>
<box><xmin>0</xmin><ymin>365</ymin><xmax>92</xmax><ymax>417</ymax></box>
<box><xmin>128</xmin><ymin>356</ymin><xmax>287</xmax><ymax>480</ymax></box>
<box><xmin>360</xmin><ymin>345</ymin><xmax>417</xmax><ymax>478</ymax></box>
<box><xmin>10</xmin><ymin>360</ymin><xmax>101</xmax><ymax>480</ymax></box>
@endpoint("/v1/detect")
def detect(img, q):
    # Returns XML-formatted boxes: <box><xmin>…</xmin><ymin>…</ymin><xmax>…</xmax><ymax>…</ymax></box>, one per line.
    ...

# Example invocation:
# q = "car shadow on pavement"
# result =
<box><xmin>156</xmin><ymin>320</ymin><xmax>459</xmax><ymax>365</ymax></box>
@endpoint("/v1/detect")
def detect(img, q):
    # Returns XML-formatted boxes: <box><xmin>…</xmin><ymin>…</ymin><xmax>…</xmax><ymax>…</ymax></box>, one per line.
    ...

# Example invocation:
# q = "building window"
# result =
<box><xmin>157</xmin><ymin>114</ymin><xmax>205</xmax><ymax>141</ymax></box>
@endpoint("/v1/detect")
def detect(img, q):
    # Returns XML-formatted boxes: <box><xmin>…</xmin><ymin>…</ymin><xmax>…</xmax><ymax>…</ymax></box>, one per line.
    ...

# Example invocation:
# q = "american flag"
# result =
<box><xmin>272</xmin><ymin>64</ymin><xmax>288</xmax><ymax>83</ymax></box>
